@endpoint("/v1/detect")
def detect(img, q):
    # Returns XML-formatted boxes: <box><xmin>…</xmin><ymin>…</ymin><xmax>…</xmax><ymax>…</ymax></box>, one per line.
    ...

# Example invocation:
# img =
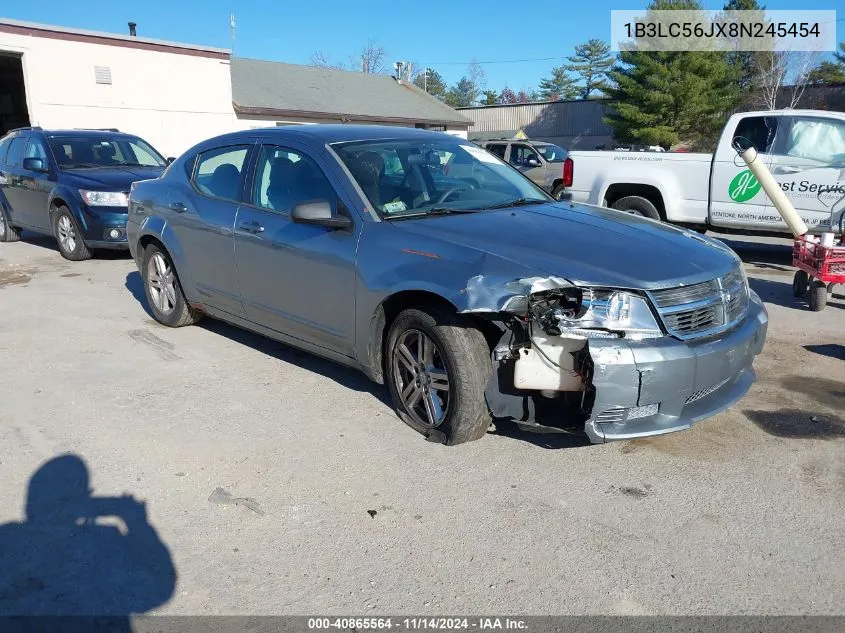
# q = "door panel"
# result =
<box><xmin>1</xmin><ymin>137</ymin><xmax>31</xmax><ymax>226</ymax></box>
<box><xmin>166</xmin><ymin>144</ymin><xmax>253</xmax><ymax>317</ymax></box>
<box><xmin>509</xmin><ymin>144</ymin><xmax>546</xmax><ymax>188</ymax></box>
<box><xmin>234</xmin><ymin>144</ymin><xmax>358</xmax><ymax>356</ymax></box>
<box><xmin>766</xmin><ymin>116</ymin><xmax>845</xmax><ymax>233</ymax></box>
<box><xmin>708</xmin><ymin>115</ymin><xmax>778</xmax><ymax>230</ymax></box>
<box><xmin>17</xmin><ymin>138</ymin><xmax>53</xmax><ymax>231</ymax></box>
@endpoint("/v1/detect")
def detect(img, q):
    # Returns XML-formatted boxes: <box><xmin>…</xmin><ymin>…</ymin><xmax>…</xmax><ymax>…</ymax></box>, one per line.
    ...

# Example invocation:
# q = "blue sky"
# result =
<box><xmin>2</xmin><ymin>0</ymin><xmax>840</xmax><ymax>92</ymax></box>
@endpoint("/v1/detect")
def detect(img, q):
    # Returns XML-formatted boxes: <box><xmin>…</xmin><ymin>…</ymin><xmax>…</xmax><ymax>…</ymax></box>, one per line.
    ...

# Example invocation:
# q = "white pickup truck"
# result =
<box><xmin>567</xmin><ymin>109</ymin><xmax>845</xmax><ymax>235</ymax></box>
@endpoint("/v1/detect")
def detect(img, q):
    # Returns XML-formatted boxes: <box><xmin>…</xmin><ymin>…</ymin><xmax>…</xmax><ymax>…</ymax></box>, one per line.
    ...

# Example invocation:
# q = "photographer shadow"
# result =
<box><xmin>0</xmin><ymin>454</ymin><xmax>176</xmax><ymax>630</ymax></box>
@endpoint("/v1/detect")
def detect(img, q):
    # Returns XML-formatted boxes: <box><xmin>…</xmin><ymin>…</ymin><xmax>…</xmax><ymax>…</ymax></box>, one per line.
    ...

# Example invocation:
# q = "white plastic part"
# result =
<box><xmin>739</xmin><ymin>146</ymin><xmax>808</xmax><ymax>237</ymax></box>
<box><xmin>820</xmin><ymin>232</ymin><xmax>835</xmax><ymax>248</ymax></box>
<box><xmin>513</xmin><ymin>335</ymin><xmax>586</xmax><ymax>391</ymax></box>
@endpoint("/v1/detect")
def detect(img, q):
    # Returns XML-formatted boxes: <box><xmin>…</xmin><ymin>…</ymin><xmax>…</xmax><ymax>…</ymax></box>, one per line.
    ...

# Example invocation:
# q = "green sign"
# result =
<box><xmin>729</xmin><ymin>169</ymin><xmax>761</xmax><ymax>203</ymax></box>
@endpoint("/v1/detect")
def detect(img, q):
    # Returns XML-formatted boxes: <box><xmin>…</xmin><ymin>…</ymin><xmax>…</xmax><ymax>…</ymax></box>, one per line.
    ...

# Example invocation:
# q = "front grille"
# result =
<box><xmin>649</xmin><ymin>264</ymin><xmax>748</xmax><ymax>340</ymax></box>
<box><xmin>685</xmin><ymin>377</ymin><xmax>730</xmax><ymax>404</ymax></box>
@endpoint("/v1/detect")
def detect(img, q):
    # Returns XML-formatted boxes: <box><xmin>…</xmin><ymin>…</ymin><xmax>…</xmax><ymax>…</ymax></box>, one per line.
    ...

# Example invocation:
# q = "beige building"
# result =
<box><xmin>0</xmin><ymin>18</ymin><xmax>471</xmax><ymax>157</ymax></box>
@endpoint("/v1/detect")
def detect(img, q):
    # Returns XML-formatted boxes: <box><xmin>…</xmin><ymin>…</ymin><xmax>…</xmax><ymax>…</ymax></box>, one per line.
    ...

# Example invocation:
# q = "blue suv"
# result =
<box><xmin>0</xmin><ymin>127</ymin><xmax>170</xmax><ymax>260</ymax></box>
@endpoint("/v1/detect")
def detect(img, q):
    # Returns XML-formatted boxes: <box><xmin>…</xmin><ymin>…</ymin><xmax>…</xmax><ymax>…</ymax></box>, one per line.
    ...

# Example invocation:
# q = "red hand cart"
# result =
<box><xmin>791</xmin><ymin>236</ymin><xmax>845</xmax><ymax>311</ymax></box>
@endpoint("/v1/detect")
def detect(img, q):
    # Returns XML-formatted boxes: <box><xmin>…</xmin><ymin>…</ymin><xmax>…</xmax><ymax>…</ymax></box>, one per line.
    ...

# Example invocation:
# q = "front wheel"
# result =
<box><xmin>385</xmin><ymin>306</ymin><xmax>492</xmax><ymax>446</ymax></box>
<box><xmin>807</xmin><ymin>280</ymin><xmax>828</xmax><ymax>312</ymax></box>
<box><xmin>52</xmin><ymin>206</ymin><xmax>92</xmax><ymax>260</ymax></box>
<box><xmin>792</xmin><ymin>270</ymin><xmax>809</xmax><ymax>298</ymax></box>
<box><xmin>142</xmin><ymin>244</ymin><xmax>202</xmax><ymax>327</ymax></box>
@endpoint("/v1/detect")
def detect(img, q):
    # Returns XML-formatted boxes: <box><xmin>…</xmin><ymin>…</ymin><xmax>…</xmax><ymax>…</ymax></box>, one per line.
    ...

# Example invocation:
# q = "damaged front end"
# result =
<box><xmin>461</xmin><ymin>274</ymin><xmax>767</xmax><ymax>443</ymax></box>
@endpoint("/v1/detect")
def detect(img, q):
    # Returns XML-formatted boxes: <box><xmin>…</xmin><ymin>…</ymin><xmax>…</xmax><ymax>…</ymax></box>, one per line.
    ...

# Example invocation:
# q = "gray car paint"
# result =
<box><xmin>127</xmin><ymin>125</ymin><xmax>768</xmax><ymax>443</ymax></box>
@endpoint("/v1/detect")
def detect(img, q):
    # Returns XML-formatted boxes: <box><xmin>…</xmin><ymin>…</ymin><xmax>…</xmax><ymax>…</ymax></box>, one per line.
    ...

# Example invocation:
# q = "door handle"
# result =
<box><xmin>238</xmin><ymin>220</ymin><xmax>264</xmax><ymax>234</ymax></box>
<box><xmin>772</xmin><ymin>166</ymin><xmax>802</xmax><ymax>175</ymax></box>
<box><xmin>169</xmin><ymin>201</ymin><xmax>188</xmax><ymax>213</ymax></box>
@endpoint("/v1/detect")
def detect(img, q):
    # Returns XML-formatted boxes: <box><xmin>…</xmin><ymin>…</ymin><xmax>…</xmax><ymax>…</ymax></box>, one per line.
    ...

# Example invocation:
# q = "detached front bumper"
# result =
<box><xmin>584</xmin><ymin>291</ymin><xmax>768</xmax><ymax>443</ymax></box>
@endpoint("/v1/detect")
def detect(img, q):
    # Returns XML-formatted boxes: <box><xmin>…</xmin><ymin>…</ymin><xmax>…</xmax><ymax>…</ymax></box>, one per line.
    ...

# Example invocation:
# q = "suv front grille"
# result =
<box><xmin>649</xmin><ymin>264</ymin><xmax>748</xmax><ymax>340</ymax></box>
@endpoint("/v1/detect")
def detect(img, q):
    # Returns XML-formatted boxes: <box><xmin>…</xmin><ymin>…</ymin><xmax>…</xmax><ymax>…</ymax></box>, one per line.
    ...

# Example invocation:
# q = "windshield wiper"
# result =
<box><xmin>65</xmin><ymin>163</ymin><xmax>102</xmax><ymax>169</ymax></box>
<box><xmin>387</xmin><ymin>207</ymin><xmax>477</xmax><ymax>220</ymax></box>
<box><xmin>479</xmin><ymin>197</ymin><xmax>548</xmax><ymax>210</ymax></box>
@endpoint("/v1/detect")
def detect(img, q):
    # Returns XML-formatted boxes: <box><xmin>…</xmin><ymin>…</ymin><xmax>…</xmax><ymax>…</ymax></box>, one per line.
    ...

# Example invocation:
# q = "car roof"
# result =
<box><xmin>197</xmin><ymin>124</ymin><xmax>461</xmax><ymax>149</ymax></box>
<box><xmin>43</xmin><ymin>130</ymin><xmax>139</xmax><ymax>139</ymax></box>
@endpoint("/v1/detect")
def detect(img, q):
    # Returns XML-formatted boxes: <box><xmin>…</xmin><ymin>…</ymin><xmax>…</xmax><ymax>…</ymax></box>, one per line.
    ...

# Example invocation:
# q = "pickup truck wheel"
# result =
<box><xmin>142</xmin><ymin>244</ymin><xmax>202</xmax><ymax>327</ymax></box>
<box><xmin>386</xmin><ymin>306</ymin><xmax>492</xmax><ymax>446</ymax></box>
<box><xmin>52</xmin><ymin>206</ymin><xmax>92</xmax><ymax>261</ymax></box>
<box><xmin>611</xmin><ymin>196</ymin><xmax>661</xmax><ymax>221</ymax></box>
<box><xmin>792</xmin><ymin>270</ymin><xmax>809</xmax><ymax>298</ymax></box>
<box><xmin>0</xmin><ymin>209</ymin><xmax>21</xmax><ymax>243</ymax></box>
<box><xmin>807</xmin><ymin>280</ymin><xmax>827</xmax><ymax>312</ymax></box>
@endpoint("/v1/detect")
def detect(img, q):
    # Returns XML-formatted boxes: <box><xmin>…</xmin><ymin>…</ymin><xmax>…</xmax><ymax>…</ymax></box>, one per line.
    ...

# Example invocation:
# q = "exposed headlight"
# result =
<box><xmin>554</xmin><ymin>289</ymin><xmax>664</xmax><ymax>339</ymax></box>
<box><xmin>79</xmin><ymin>190</ymin><xmax>129</xmax><ymax>207</ymax></box>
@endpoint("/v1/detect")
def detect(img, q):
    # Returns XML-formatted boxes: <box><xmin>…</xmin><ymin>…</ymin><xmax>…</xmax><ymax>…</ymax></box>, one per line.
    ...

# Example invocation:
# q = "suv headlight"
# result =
<box><xmin>554</xmin><ymin>289</ymin><xmax>664</xmax><ymax>339</ymax></box>
<box><xmin>79</xmin><ymin>190</ymin><xmax>129</xmax><ymax>207</ymax></box>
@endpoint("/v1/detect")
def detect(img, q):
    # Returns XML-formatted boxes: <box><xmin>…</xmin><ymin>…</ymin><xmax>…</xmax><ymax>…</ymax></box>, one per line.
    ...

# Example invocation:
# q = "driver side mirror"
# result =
<box><xmin>291</xmin><ymin>199</ymin><xmax>353</xmax><ymax>230</ymax></box>
<box><xmin>166</xmin><ymin>157</ymin><xmax>176</xmax><ymax>165</ymax></box>
<box><xmin>525</xmin><ymin>156</ymin><xmax>541</xmax><ymax>168</ymax></box>
<box><xmin>23</xmin><ymin>157</ymin><xmax>48</xmax><ymax>172</ymax></box>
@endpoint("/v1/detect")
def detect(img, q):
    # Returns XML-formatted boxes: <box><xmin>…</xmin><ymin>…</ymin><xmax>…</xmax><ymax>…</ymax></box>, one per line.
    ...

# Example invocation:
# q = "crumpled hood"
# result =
<box><xmin>395</xmin><ymin>202</ymin><xmax>739</xmax><ymax>290</ymax></box>
<box><xmin>60</xmin><ymin>166</ymin><xmax>164</xmax><ymax>191</ymax></box>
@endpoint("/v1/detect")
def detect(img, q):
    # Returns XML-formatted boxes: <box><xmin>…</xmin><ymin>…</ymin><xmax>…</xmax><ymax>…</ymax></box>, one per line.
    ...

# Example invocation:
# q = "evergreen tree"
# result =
<box><xmin>445</xmin><ymin>77</ymin><xmax>479</xmax><ymax>107</ymax></box>
<box><xmin>538</xmin><ymin>67</ymin><xmax>579</xmax><ymax>100</ymax></box>
<box><xmin>605</xmin><ymin>0</ymin><xmax>742</xmax><ymax>150</ymax></box>
<box><xmin>482</xmin><ymin>90</ymin><xmax>499</xmax><ymax>105</ymax></box>
<box><xmin>413</xmin><ymin>69</ymin><xmax>447</xmax><ymax>98</ymax></box>
<box><xmin>566</xmin><ymin>39</ymin><xmax>615</xmax><ymax>99</ymax></box>
<box><xmin>722</xmin><ymin>0</ymin><xmax>769</xmax><ymax>94</ymax></box>
<box><xmin>805</xmin><ymin>42</ymin><xmax>845</xmax><ymax>85</ymax></box>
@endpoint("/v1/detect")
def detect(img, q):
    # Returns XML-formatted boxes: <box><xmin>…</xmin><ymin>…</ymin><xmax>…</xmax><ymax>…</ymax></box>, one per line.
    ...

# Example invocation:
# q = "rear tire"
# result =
<box><xmin>142</xmin><ymin>243</ymin><xmax>202</xmax><ymax>327</ymax></box>
<box><xmin>611</xmin><ymin>195</ymin><xmax>661</xmax><ymax>221</ymax></box>
<box><xmin>52</xmin><ymin>206</ymin><xmax>92</xmax><ymax>261</ymax></box>
<box><xmin>385</xmin><ymin>305</ymin><xmax>492</xmax><ymax>446</ymax></box>
<box><xmin>792</xmin><ymin>270</ymin><xmax>809</xmax><ymax>298</ymax></box>
<box><xmin>0</xmin><ymin>209</ymin><xmax>21</xmax><ymax>243</ymax></box>
<box><xmin>551</xmin><ymin>184</ymin><xmax>566</xmax><ymax>200</ymax></box>
<box><xmin>807</xmin><ymin>280</ymin><xmax>827</xmax><ymax>312</ymax></box>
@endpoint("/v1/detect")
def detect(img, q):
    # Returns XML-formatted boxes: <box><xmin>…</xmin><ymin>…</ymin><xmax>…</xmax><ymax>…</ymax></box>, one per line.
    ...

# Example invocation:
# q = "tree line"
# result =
<box><xmin>312</xmin><ymin>0</ymin><xmax>845</xmax><ymax>149</ymax></box>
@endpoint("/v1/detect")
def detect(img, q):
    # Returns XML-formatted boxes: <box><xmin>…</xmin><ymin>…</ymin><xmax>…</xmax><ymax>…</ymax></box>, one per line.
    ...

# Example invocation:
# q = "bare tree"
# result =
<box><xmin>355</xmin><ymin>40</ymin><xmax>388</xmax><ymax>74</ymax></box>
<box><xmin>752</xmin><ymin>50</ymin><xmax>820</xmax><ymax>110</ymax></box>
<box><xmin>310</xmin><ymin>51</ymin><xmax>346</xmax><ymax>70</ymax></box>
<box><xmin>468</xmin><ymin>59</ymin><xmax>486</xmax><ymax>92</ymax></box>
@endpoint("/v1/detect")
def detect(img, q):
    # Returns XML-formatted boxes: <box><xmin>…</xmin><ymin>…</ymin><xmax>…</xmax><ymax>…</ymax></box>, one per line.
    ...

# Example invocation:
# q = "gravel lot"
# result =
<box><xmin>0</xmin><ymin>231</ymin><xmax>843</xmax><ymax>616</ymax></box>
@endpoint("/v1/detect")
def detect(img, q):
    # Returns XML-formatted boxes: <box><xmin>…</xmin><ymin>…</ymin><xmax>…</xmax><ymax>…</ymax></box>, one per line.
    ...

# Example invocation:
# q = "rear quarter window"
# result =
<box><xmin>0</xmin><ymin>136</ymin><xmax>11</xmax><ymax>163</ymax></box>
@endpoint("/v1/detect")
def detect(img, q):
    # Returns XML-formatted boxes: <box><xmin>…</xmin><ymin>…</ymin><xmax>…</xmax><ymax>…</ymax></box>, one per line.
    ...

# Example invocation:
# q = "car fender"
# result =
<box><xmin>135</xmin><ymin>215</ymin><xmax>199</xmax><ymax>305</ymax></box>
<box><xmin>47</xmin><ymin>185</ymin><xmax>88</xmax><ymax>231</ymax></box>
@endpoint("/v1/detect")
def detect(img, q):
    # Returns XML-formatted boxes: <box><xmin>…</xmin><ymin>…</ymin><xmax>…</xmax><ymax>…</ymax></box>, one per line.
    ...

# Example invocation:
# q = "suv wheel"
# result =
<box><xmin>142</xmin><ymin>243</ymin><xmax>202</xmax><ymax>327</ymax></box>
<box><xmin>0</xmin><ymin>209</ymin><xmax>21</xmax><ymax>243</ymax></box>
<box><xmin>385</xmin><ymin>306</ymin><xmax>492</xmax><ymax>445</ymax></box>
<box><xmin>52</xmin><ymin>206</ymin><xmax>92</xmax><ymax>260</ymax></box>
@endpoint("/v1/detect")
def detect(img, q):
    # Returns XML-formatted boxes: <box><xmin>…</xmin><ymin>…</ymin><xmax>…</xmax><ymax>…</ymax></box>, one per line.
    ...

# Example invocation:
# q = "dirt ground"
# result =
<box><xmin>0</xmin><ymin>231</ymin><xmax>843</xmax><ymax>616</ymax></box>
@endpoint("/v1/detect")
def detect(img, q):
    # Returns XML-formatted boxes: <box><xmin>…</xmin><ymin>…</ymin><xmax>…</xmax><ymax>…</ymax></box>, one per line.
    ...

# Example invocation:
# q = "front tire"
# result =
<box><xmin>142</xmin><ymin>243</ymin><xmax>202</xmax><ymax>327</ymax></box>
<box><xmin>0</xmin><ymin>208</ymin><xmax>21</xmax><ymax>243</ymax></box>
<box><xmin>611</xmin><ymin>195</ymin><xmax>661</xmax><ymax>220</ymax></box>
<box><xmin>792</xmin><ymin>270</ymin><xmax>809</xmax><ymax>298</ymax></box>
<box><xmin>385</xmin><ymin>306</ymin><xmax>492</xmax><ymax>446</ymax></box>
<box><xmin>807</xmin><ymin>280</ymin><xmax>828</xmax><ymax>312</ymax></box>
<box><xmin>52</xmin><ymin>206</ymin><xmax>92</xmax><ymax>261</ymax></box>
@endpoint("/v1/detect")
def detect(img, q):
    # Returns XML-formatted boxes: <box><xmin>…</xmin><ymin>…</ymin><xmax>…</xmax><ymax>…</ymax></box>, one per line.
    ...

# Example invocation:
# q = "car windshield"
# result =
<box><xmin>332</xmin><ymin>138</ymin><xmax>551</xmax><ymax>219</ymax></box>
<box><xmin>535</xmin><ymin>143</ymin><xmax>567</xmax><ymax>162</ymax></box>
<box><xmin>48</xmin><ymin>135</ymin><xmax>167</xmax><ymax>168</ymax></box>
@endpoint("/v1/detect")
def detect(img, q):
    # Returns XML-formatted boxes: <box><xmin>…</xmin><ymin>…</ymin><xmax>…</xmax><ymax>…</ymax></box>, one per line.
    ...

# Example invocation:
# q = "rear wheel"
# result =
<box><xmin>385</xmin><ymin>306</ymin><xmax>492</xmax><ymax>446</ymax></box>
<box><xmin>807</xmin><ymin>280</ymin><xmax>828</xmax><ymax>312</ymax></box>
<box><xmin>551</xmin><ymin>184</ymin><xmax>566</xmax><ymax>200</ymax></box>
<box><xmin>0</xmin><ymin>209</ymin><xmax>21</xmax><ymax>243</ymax></box>
<box><xmin>792</xmin><ymin>270</ymin><xmax>809</xmax><ymax>298</ymax></box>
<box><xmin>142</xmin><ymin>243</ymin><xmax>202</xmax><ymax>327</ymax></box>
<box><xmin>611</xmin><ymin>195</ymin><xmax>661</xmax><ymax>221</ymax></box>
<box><xmin>52</xmin><ymin>206</ymin><xmax>92</xmax><ymax>261</ymax></box>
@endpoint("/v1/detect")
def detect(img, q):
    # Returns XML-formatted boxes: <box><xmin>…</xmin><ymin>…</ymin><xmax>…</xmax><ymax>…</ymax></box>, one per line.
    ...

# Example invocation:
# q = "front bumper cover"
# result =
<box><xmin>584</xmin><ymin>291</ymin><xmax>768</xmax><ymax>443</ymax></box>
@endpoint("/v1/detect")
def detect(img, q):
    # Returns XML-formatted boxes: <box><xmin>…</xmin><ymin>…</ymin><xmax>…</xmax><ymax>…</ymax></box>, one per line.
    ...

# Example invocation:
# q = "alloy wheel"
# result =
<box><xmin>147</xmin><ymin>252</ymin><xmax>178</xmax><ymax>315</ymax></box>
<box><xmin>392</xmin><ymin>329</ymin><xmax>451</xmax><ymax>428</ymax></box>
<box><xmin>57</xmin><ymin>215</ymin><xmax>77</xmax><ymax>253</ymax></box>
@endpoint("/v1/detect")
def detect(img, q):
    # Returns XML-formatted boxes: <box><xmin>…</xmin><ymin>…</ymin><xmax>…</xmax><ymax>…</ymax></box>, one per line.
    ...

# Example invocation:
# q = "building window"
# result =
<box><xmin>94</xmin><ymin>66</ymin><xmax>112</xmax><ymax>85</ymax></box>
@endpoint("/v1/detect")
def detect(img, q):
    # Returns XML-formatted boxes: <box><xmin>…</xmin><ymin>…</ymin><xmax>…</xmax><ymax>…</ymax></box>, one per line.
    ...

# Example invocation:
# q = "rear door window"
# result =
<box><xmin>193</xmin><ymin>145</ymin><xmax>251</xmax><ymax>202</ymax></box>
<box><xmin>486</xmin><ymin>143</ymin><xmax>506</xmax><ymax>159</ymax></box>
<box><xmin>0</xmin><ymin>136</ymin><xmax>12</xmax><ymax>163</ymax></box>
<box><xmin>6</xmin><ymin>137</ymin><xmax>27</xmax><ymax>168</ymax></box>
<box><xmin>732</xmin><ymin>116</ymin><xmax>779</xmax><ymax>154</ymax></box>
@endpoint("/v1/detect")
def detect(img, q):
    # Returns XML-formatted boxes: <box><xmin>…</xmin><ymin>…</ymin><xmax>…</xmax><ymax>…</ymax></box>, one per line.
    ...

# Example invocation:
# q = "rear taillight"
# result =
<box><xmin>562</xmin><ymin>157</ymin><xmax>573</xmax><ymax>188</ymax></box>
